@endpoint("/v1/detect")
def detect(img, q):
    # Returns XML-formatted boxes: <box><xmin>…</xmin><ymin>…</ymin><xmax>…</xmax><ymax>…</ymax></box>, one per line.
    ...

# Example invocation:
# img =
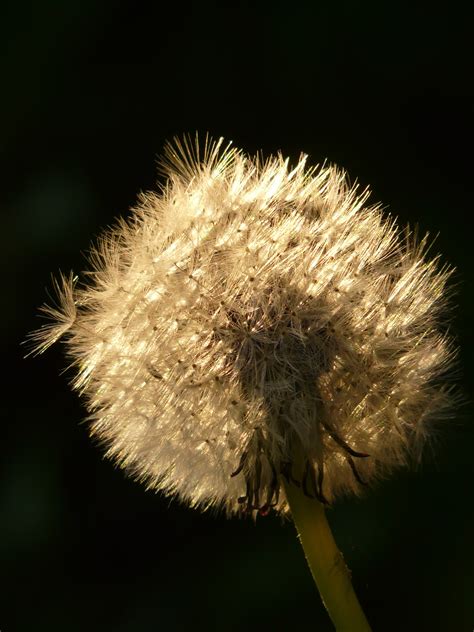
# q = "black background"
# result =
<box><xmin>2</xmin><ymin>2</ymin><xmax>473</xmax><ymax>631</ymax></box>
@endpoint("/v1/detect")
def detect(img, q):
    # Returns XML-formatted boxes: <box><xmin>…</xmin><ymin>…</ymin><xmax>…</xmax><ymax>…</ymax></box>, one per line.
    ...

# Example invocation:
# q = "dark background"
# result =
<box><xmin>2</xmin><ymin>2</ymin><xmax>472</xmax><ymax>631</ymax></box>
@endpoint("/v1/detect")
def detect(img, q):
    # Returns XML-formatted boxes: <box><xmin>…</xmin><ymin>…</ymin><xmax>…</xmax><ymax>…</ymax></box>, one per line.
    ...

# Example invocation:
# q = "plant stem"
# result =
<box><xmin>283</xmin><ymin>479</ymin><xmax>372</xmax><ymax>631</ymax></box>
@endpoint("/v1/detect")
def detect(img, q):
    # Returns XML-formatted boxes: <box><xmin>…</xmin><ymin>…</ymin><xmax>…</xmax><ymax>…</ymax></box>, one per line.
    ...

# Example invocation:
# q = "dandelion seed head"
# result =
<box><xmin>31</xmin><ymin>135</ymin><xmax>456</xmax><ymax>516</ymax></box>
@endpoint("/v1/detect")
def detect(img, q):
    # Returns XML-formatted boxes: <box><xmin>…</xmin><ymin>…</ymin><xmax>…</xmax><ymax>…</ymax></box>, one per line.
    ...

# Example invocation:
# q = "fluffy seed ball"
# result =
<box><xmin>33</xmin><ymin>136</ymin><xmax>455</xmax><ymax>516</ymax></box>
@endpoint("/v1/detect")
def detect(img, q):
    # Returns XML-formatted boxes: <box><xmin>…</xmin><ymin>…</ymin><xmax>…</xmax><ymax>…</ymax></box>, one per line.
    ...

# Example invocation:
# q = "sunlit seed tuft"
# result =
<box><xmin>30</xmin><ymin>135</ymin><xmax>457</xmax><ymax>516</ymax></box>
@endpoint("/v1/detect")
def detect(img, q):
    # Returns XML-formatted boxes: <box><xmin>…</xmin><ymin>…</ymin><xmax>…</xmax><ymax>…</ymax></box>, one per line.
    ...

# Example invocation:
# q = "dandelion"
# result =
<box><xmin>30</xmin><ymin>135</ymin><xmax>456</xmax><ymax>630</ymax></box>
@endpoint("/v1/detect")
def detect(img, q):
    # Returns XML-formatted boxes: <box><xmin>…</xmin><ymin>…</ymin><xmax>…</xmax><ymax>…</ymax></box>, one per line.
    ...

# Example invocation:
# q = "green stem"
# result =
<box><xmin>283</xmin><ymin>479</ymin><xmax>372</xmax><ymax>631</ymax></box>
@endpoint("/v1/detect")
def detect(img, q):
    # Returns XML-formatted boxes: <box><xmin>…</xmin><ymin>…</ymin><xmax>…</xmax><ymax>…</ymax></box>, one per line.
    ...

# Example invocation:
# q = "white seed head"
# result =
<box><xmin>31</xmin><ymin>135</ymin><xmax>456</xmax><ymax>516</ymax></box>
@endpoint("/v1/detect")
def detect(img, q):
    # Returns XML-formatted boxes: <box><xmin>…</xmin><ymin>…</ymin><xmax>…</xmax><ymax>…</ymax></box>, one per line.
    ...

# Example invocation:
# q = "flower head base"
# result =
<box><xmin>32</xmin><ymin>136</ymin><xmax>455</xmax><ymax>516</ymax></box>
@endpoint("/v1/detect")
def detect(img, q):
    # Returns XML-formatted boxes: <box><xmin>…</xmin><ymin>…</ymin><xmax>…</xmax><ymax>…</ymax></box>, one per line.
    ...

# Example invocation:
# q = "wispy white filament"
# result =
<box><xmin>31</xmin><ymin>135</ymin><xmax>456</xmax><ymax>516</ymax></box>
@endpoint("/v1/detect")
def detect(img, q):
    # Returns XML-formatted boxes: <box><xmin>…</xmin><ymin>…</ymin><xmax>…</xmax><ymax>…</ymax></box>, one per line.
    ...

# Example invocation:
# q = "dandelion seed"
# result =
<box><xmin>27</xmin><ymin>272</ymin><xmax>78</xmax><ymax>355</ymax></box>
